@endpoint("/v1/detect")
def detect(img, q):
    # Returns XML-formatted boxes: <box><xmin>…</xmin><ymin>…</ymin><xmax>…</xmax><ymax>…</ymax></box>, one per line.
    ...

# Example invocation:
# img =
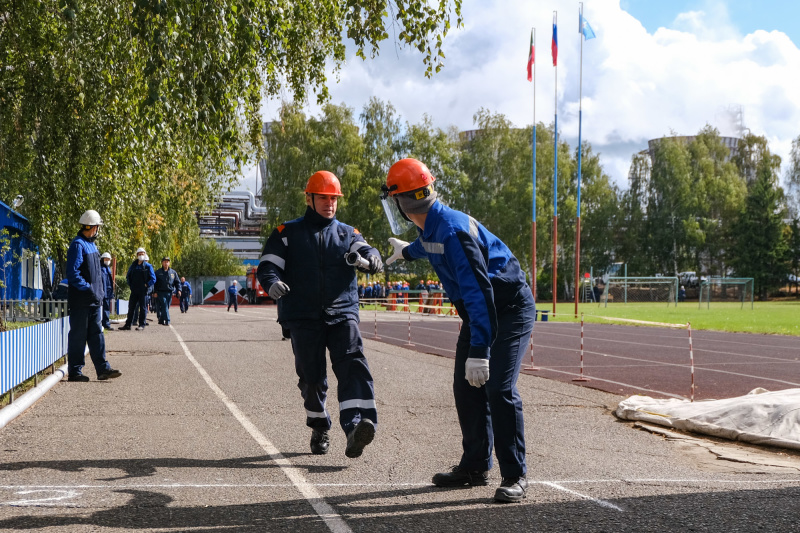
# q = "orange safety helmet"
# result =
<box><xmin>304</xmin><ymin>171</ymin><xmax>343</xmax><ymax>196</ymax></box>
<box><xmin>384</xmin><ymin>158</ymin><xmax>435</xmax><ymax>196</ymax></box>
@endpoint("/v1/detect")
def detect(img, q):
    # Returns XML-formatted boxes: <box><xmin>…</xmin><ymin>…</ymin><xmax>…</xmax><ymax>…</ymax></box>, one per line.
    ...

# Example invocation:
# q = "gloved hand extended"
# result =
<box><xmin>387</xmin><ymin>238</ymin><xmax>409</xmax><ymax>265</ymax></box>
<box><xmin>268</xmin><ymin>281</ymin><xmax>290</xmax><ymax>300</ymax></box>
<box><xmin>465</xmin><ymin>358</ymin><xmax>490</xmax><ymax>387</ymax></box>
<box><xmin>368</xmin><ymin>255</ymin><xmax>383</xmax><ymax>274</ymax></box>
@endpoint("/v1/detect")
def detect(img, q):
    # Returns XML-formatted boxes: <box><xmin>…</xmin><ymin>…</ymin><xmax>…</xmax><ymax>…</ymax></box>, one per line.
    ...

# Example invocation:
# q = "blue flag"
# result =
<box><xmin>580</xmin><ymin>12</ymin><xmax>596</xmax><ymax>40</ymax></box>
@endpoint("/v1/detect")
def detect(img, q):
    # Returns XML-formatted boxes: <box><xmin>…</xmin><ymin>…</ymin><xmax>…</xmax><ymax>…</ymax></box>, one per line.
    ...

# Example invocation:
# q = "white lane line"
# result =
<box><xmin>526</xmin><ymin>367</ymin><xmax>686</xmax><ymax>399</ymax></box>
<box><xmin>540</xmin><ymin>482</ymin><xmax>624</xmax><ymax>511</ymax></box>
<box><xmin>538</xmin><ymin>329</ymin><xmax>800</xmax><ymax>363</ymax></box>
<box><xmin>531</xmin><ymin>343</ymin><xmax>800</xmax><ymax>388</ymax></box>
<box><xmin>169</xmin><ymin>325</ymin><xmax>352</xmax><ymax>533</ymax></box>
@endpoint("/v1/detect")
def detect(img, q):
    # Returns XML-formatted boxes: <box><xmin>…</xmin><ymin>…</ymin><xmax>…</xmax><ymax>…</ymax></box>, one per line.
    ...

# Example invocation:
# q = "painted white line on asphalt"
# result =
<box><xmin>540</xmin><ymin>482</ymin><xmax>624</xmax><ymax>511</ymax></box>
<box><xmin>169</xmin><ymin>325</ymin><xmax>352</xmax><ymax>533</ymax></box>
<box><xmin>5</xmin><ymin>478</ymin><xmax>800</xmax><ymax>491</ymax></box>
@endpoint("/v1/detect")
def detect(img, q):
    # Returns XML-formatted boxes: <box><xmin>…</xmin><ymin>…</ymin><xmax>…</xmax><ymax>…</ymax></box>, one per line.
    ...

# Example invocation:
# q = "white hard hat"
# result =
<box><xmin>232</xmin><ymin>280</ymin><xmax>237</xmax><ymax>284</ymax></box>
<box><xmin>100</xmin><ymin>252</ymin><xmax>112</xmax><ymax>260</ymax></box>
<box><xmin>135</xmin><ymin>247</ymin><xmax>146</xmax><ymax>255</ymax></box>
<box><xmin>79</xmin><ymin>210</ymin><xmax>103</xmax><ymax>226</ymax></box>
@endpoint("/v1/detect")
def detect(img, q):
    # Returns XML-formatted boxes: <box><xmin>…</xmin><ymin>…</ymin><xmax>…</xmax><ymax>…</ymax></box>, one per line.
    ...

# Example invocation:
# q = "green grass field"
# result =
<box><xmin>537</xmin><ymin>300</ymin><xmax>800</xmax><ymax>336</ymax></box>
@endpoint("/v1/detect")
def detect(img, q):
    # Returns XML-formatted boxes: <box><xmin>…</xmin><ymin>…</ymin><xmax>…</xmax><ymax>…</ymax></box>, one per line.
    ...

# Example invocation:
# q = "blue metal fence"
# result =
<box><xmin>0</xmin><ymin>317</ymin><xmax>69</xmax><ymax>395</ymax></box>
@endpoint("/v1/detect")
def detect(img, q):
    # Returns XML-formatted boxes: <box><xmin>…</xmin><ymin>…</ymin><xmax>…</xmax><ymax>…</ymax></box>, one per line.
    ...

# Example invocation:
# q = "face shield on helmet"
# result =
<box><xmin>381</xmin><ymin>159</ymin><xmax>436</xmax><ymax>236</ymax></box>
<box><xmin>380</xmin><ymin>184</ymin><xmax>415</xmax><ymax>236</ymax></box>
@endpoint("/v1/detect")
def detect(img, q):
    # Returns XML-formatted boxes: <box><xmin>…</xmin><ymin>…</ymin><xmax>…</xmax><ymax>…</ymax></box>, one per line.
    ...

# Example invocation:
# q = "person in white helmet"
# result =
<box><xmin>119</xmin><ymin>247</ymin><xmax>155</xmax><ymax>330</ymax></box>
<box><xmin>100</xmin><ymin>252</ymin><xmax>114</xmax><ymax>330</ymax></box>
<box><xmin>65</xmin><ymin>210</ymin><xmax>121</xmax><ymax>381</ymax></box>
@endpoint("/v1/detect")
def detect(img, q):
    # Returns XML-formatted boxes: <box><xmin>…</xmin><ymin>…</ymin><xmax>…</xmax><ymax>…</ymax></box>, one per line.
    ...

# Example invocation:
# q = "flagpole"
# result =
<box><xmin>552</xmin><ymin>11</ymin><xmax>558</xmax><ymax>317</ymax></box>
<box><xmin>575</xmin><ymin>3</ymin><xmax>584</xmax><ymax>318</ymax></box>
<box><xmin>531</xmin><ymin>27</ymin><xmax>537</xmax><ymax>300</ymax></box>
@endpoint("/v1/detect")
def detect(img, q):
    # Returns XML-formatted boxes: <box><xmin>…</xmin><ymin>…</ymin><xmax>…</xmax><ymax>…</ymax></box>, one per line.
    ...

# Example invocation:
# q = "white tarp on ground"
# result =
<box><xmin>615</xmin><ymin>388</ymin><xmax>800</xmax><ymax>451</ymax></box>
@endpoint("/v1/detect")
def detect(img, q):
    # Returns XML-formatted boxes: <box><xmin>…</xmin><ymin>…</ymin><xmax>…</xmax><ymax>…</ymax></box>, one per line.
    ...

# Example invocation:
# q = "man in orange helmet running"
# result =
<box><xmin>381</xmin><ymin>158</ymin><xmax>536</xmax><ymax>503</ymax></box>
<box><xmin>257</xmin><ymin>171</ymin><xmax>383</xmax><ymax>458</ymax></box>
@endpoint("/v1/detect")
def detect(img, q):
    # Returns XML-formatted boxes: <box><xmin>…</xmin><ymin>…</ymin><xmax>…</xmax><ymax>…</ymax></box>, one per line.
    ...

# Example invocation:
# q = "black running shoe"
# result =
<box><xmin>345</xmin><ymin>419</ymin><xmax>375</xmax><ymax>458</ymax></box>
<box><xmin>432</xmin><ymin>465</ymin><xmax>489</xmax><ymax>487</ymax></box>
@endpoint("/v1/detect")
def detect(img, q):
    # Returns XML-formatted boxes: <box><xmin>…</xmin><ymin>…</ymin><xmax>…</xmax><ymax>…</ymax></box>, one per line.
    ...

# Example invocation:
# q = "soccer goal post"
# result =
<box><xmin>601</xmin><ymin>277</ymin><xmax>679</xmax><ymax>307</ymax></box>
<box><xmin>698</xmin><ymin>278</ymin><xmax>754</xmax><ymax>309</ymax></box>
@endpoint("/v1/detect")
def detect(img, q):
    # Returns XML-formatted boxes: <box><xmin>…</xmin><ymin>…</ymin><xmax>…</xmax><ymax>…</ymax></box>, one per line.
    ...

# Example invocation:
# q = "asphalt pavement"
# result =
<box><xmin>1</xmin><ymin>305</ymin><xmax>800</xmax><ymax>532</ymax></box>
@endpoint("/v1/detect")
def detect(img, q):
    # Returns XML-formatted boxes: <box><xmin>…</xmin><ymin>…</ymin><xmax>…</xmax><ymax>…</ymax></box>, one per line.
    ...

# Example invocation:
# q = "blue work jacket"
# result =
<box><xmin>257</xmin><ymin>206</ymin><xmax>381</xmax><ymax>324</ymax></box>
<box><xmin>66</xmin><ymin>232</ymin><xmax>104</xmax><ymax>308</ymax></box>
<box><xmin>181</xmin><ymin>281</ymin><xmax>192</xmax><ymax>296</ymax></box>
<box><xmin>101</xmin><ymin>264</ymin><xmax>114</xmax><ymax>300</ymax></box>
<box><xmin>403</xmin><ymin>201</ymin><xmax>529</xmax><ymax>359</ymax></box>
<box><xmin>126</xmin><ymin>260</ymin><xmax>156</xmax><ymax>295</ymax></box>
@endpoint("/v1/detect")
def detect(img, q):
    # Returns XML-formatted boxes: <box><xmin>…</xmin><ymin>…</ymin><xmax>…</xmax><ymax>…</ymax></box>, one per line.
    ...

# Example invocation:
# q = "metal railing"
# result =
<box><xmin>0</xmin><ymin>299</ymin><xmax>69</xmax><ymax>323</ymax></box>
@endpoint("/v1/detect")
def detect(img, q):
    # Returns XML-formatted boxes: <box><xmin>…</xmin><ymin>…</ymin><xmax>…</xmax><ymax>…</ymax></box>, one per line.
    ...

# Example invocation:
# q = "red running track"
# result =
<box><xmin>360</xmin><ymin>313</ymin><xmax>800</xmax><ymax>400</ymax></box>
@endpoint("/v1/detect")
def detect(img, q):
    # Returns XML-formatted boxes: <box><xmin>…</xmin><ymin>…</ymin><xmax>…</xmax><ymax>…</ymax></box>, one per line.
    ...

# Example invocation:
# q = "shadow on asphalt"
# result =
<box><xmin>0</xmin><ymin>454</ymin><xmax>347</xmax><ymax>481</ymax></box>
<box><xmin>2</xmin><ymin>485</ymin><xmax>800</xmax><ymax>531</ymax></box>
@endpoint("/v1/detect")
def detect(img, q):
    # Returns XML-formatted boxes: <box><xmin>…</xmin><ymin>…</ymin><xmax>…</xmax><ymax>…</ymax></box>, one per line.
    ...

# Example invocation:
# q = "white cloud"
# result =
<box><xmin>236</xmin><ymin>0</ymin><xmax>800</xmax><ymax>194</ymax></box>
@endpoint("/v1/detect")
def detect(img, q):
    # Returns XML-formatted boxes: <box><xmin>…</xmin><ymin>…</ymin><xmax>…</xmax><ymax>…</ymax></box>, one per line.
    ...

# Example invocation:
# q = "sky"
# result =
<box><xmin>236</xmin><ymin>0</ymin><xmax>800</xmax><ymax>194</ymax></box>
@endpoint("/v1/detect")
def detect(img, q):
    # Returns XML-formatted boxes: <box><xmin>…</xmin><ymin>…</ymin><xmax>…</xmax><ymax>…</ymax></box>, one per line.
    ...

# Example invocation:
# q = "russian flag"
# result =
<box><xmin>551</xmin><ymin>19</ymin><xmax>558</xmax><ymax>66</ymax></box>
<box><xmin>527</xmin><ymin>30</ymin><xmax>535</xmax><ymax>81</ymax></box>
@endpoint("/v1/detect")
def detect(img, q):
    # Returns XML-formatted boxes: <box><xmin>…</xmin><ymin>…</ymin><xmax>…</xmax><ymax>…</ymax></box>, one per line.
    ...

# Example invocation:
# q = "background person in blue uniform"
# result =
<box><xmin>120</xmin><ymin>248</ymin><xmax>155</xmax><ymax>331</ymax></box>
<box><xmin>65</xmin><ymin>210</ymin><xmax>121</xmax><ymax>382</ymax></box>
<box><xmin>100</xmin><ymin>252</ymin><xmax>114</xmax><ymax>330</ymax></box>
<box><xmin>382</xmin><ymin>158</ymin><xmax>535</xmax><ymax>503</ymax></box>
<box><xmin>154</xmin><ymin>257</ymin><xmax>181</xmax><ymax>325</ymax></box>
<box><xmin>257</xmin><ymin>170</ymin><xmax>383</xmax><ymax>459</ymax></box>
<box><xmin>180</xmin><ymin>277</ymin><xmax>192</xmax><ymax>313</ymax></box>
<box><xmin>227</xmin><ymin>280</ymin><xmax>240</xmax><ymax>312</ymax></box>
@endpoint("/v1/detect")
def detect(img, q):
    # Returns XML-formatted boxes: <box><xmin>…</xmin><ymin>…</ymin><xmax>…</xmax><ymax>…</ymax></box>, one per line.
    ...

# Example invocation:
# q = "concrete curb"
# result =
<box><xmin>0</xmin><ymin>363</ymin><xmax>68</xmax><ymax>430</ymax></box>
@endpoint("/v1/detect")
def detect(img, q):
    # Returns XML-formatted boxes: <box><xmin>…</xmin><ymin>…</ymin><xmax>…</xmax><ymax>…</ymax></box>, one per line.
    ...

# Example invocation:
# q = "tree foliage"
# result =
<box><xmin>170</xmin><ymin>237</ymin><xmax>245</xmax><ymax>278</ymax></box>
<box><xmin>0</xmin><ymin>0</ymin><xmax>462</xmax><ymax>272</ymax></box>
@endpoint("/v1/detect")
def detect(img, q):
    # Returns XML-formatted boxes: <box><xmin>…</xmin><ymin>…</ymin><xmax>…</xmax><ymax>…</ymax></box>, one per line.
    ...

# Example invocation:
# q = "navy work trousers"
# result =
<box><xmin>125</xmin><ymin>292</ymin><xmax>147</xmax><ymax>327</ymax></box>
<box><xmin>102</xmin><ymin>297</ymin><xmax>112</xmax><ymax>328</ymax></box>
<box><xmin>67</xmin><ymin>305</ymin><xmax>111</xmax><ymax>377</ymax></box>
<box><xmin>287</xmin><ymin>319</ymin><xmax>377</xmax><ymax>435</ymax></box>
<box><xmin>180</xmin><ymin>296</ymin><xmax>190</xmax><ymax>313</ymax></box>
<box><xmin>156</xmin><ymin>293</ymin><xmax>172</xmax><ymax>324</ymax></box>
<box><xmin>454</xmin><ymin>288</ymin><xmax>535</xmax><ymax>479</ymax></box>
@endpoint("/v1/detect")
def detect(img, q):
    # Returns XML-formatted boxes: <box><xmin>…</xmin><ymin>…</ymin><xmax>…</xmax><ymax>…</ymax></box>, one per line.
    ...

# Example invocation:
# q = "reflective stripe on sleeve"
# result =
<box><xmin>349</xmin><ymin>241</ymin><xmax>370</xmax><ymax>253</ymax></box>
<box><xmin>339</xmin><ymin>399</ymin><xmax>377</xmax><ymax>411</ymax></box>
<box><xmin>260</xmin><ymin>253</ymin><xmax>285</xmax><ymax>270</ymax></box>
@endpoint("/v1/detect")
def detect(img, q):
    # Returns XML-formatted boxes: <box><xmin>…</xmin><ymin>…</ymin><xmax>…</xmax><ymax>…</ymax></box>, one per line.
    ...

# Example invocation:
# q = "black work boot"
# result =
<box><xmin>67</xmin><ymin>374</ymin><xmax>90</xmax><ymax>382</ymax></box>
<box><xmin>97</xmin><ymin>369</ymin><xmax>122</xmax><ymax>380</ymax></box>
<box><xmin>432</xmin><ymin>465</ymin><xmax>489</xmax><ymax>487</ymax></box>
<box><xmin>494</xmin><ymin>476</ymin><xmax>528</xmax><ymax>503</ymax></box>
<box><xmin>345</xmin><ymin>419</ymin><xmax>375</xmax><ymax>458</ymax></box>
<box><xmin>310</xmin><ymin>429</ymin><xmax>330</xmax><ymax>455</ymax></box>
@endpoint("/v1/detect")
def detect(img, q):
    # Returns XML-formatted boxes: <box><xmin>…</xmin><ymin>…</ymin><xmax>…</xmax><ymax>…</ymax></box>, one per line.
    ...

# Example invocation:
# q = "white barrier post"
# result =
<box><xmin>688</xmin><ymin>322</ymin><xmax>694</xmax><ymax>402</ymax></box>
<box><xmin>405</xmin><ymin>307</ymin><xmax>414</xmax><ymax>346</ymax></box>
<box><xmin>373</xmin><ymin>300</ymin><xmax>380</xmax><ymax>340</ymax></box>
<box><xmin>573</xmin><ymin>313</ymin><xmax>590</xmax><ymax>381</ymax></box>
<box><xmin>522</xmin><ymin>331</ymin><xmax>539</xmax><ymax>371</ymax></box>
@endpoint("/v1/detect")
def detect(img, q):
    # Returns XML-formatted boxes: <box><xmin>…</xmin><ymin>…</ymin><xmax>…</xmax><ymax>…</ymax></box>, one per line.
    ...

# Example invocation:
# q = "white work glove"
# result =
<box><xmin>465</xmin><ymin>358</ymin><xmax>490</xmax><ymax>388</ymax></box>
<box><xmin>387</xmin><ymin>238</ymin><xmax>409</xmax><ymax>265</ymax></box>
<box><xmin>368</xmin><ymin>255</ymin><xmax>383</xmax><ymax>274</ymax></box>
<box><xmin>268</xmin><ymin>281</ymin><xmax>290</xmax><ymax>300</ymax></box>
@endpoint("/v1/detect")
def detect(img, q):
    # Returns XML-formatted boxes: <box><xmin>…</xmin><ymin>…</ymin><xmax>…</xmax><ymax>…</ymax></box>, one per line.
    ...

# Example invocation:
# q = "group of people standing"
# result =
<box><xmin>119</xmin><ymin>251</ymin><xmax>192</xmax><ymax>330</ymax></box>
<box><xmin>258</xmin><ymin>159</ymin><xmax>536</xmax><ymax>503</ymax></box>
